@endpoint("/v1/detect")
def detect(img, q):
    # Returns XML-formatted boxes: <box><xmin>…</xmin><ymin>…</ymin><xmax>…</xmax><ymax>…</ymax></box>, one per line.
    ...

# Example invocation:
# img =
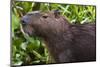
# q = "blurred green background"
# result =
<box><xmin>11</xmin><ymin>1</ymin><xmax>96</xmax><ymax>66</ymax></box>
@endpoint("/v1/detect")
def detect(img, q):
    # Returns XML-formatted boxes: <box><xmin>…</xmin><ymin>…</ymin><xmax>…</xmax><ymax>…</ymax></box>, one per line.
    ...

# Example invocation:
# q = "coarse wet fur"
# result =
<box><xmin>21</xmin><ymin>10</ymin><xmax>96</xmax><ymax>63</ymax></box>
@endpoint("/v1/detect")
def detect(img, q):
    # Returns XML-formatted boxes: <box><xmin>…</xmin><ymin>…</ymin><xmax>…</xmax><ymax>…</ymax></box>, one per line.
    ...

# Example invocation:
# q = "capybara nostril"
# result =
<box><xmin>21</xmin><ymin>16</ymin><xmax>30</xmax><ymax>25</ymax></box>
<box><xmin>21</xmin><ymin>19</ymin><xmax>26</xmax><ymax>25</ymax></box>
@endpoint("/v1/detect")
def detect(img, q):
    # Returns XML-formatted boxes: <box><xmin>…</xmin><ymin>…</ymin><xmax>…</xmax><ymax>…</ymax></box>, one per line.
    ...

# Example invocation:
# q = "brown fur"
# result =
<box><xmin>21</xmin><ymin>10</ymin><xmax>96</xmax><ymax>63</ymax></box>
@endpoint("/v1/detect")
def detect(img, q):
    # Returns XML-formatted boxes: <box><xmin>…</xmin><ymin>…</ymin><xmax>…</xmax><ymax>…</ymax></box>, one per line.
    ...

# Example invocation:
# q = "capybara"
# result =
<box><xmin>21</xmin><ymin>10</ymin><xmax>96</xmax><ymax>63</ymax></box>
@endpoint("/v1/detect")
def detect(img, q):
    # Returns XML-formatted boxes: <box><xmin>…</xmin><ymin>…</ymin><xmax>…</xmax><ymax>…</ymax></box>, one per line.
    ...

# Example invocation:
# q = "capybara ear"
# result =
<box><xmin>53</xmin><ymin>10</ymin><xmax>61</xmax><ymax>18</ymax></box>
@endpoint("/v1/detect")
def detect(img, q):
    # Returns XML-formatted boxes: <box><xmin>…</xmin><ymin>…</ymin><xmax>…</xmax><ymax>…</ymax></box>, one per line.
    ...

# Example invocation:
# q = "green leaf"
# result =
<box><xmin>12</xmin><ymin>13</ymin><xmax>20</xmax><ymax>33</ymax></box>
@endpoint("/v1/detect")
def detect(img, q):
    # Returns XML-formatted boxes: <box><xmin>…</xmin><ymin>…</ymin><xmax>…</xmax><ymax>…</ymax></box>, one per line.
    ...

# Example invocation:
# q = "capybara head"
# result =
<box><xmin>21</xmin><ymin>10</ymin><xmax>70</xmax><ymax>38</ymax></box>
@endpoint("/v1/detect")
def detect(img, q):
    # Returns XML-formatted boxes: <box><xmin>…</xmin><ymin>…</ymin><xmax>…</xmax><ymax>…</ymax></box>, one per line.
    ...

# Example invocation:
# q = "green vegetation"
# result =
<box><xmin>12</xmin><ymin>1</ymin><xmax>96</xmax><ymax>66</ymax></box>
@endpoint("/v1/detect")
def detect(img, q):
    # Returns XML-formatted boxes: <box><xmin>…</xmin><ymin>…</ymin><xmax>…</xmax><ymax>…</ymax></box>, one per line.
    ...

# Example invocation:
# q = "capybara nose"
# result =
<box><xmin>21</xmin><ymin>16</ymin><xmax>30</xmax><ymax>25</ymax></box>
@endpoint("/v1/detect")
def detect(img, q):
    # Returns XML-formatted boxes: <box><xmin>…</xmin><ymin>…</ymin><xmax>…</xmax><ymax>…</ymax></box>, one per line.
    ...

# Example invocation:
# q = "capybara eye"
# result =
<box><xmin>42</xmin><ymin>15</ymin><xmax>48</xmax><ymax>18</ymax></box>
<box><xmin>42</xmin><ymin>14</ymin><xmax>48</xmax><ymax>19</ymax></box>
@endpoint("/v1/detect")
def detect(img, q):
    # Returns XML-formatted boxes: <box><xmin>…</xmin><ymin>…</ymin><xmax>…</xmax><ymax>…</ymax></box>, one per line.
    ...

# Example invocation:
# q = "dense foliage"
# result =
<box><xmin>12</xmin><ymin>1</ymin><xmax>96</xmax><ymax>66</ymax></box>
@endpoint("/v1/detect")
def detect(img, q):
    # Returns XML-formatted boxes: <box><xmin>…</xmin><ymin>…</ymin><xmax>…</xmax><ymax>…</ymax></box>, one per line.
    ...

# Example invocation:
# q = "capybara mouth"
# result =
<box><xmin>20</xmin><ymin>22</ymin><xmax>35</xmax><ymax>37</ymax></box>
